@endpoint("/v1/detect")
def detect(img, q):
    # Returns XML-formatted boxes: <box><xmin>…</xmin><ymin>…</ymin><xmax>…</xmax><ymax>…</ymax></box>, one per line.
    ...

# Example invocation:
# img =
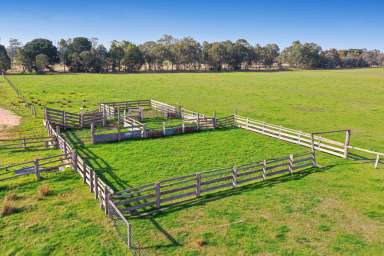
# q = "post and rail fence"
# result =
<box><xmin>112</xmin><ymin>152</ymin><xmax>316</xmax><ymax>216</ymax></box>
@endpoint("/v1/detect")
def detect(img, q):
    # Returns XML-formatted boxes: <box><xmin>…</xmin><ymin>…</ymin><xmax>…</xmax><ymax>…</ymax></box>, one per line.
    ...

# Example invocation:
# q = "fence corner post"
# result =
<box><xmin>344</xmin><ymin>129</ymin><xmax>351</xmax><ymax>159</ymax></box>
<box><xmin>312</xmin><ymin>151</ymin><xmax>318</xmax><ymax>168</ymax></box>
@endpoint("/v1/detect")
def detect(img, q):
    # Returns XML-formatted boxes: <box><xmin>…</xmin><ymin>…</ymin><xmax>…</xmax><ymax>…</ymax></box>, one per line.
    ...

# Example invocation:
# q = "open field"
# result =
<box><xmin>1</xmin><ymin>68</ymin><xmax>384</xmax><ymax>255</ymax></box>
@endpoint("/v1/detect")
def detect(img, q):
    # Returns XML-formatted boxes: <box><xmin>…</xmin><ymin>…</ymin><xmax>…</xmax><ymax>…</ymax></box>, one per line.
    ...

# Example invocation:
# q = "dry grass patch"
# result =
<box><xmin>5</xmin><ymin>192</ymin><xmax>18</xmax><ymax>201</ymax></box>
<box><xmin>37</xmin><ymin>184</ymin><xmax>51</xmax><ymax>199</ymax></box>
<box><xmin>1</xmin><ymin>199</ymin><xmax>19</xmax><ymax>217</ymax></box>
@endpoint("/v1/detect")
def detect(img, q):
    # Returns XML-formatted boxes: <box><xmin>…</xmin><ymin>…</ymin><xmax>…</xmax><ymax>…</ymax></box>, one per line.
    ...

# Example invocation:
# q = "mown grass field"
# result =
<box><xmin>1</xmin><ymin>68</ymin><xmax>384</xmax><ymax>255</ymax></box>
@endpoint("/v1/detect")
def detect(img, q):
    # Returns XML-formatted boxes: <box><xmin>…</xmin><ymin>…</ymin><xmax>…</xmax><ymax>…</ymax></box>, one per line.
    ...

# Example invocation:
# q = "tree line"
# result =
<box><xmin>0</xmin><ymin>35</ymin><xmax>383</xmax><ymax>73</ymax></box>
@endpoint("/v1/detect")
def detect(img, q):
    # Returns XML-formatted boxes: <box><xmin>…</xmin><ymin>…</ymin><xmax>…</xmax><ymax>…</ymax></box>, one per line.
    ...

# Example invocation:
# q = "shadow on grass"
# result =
<box><xmin>62</xmin><ymin>130</ymin><xmax>132</xmax><ymax>191</ymax></box>
<box><xmin>130</xmin><ymin>165</ymin><xmax>335</xmax><ymax>219</ymax></box>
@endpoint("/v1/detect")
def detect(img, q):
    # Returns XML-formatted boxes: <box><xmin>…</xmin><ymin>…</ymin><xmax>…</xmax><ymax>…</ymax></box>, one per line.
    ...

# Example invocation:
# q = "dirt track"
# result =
<box><xmin>0</xmin><ymin>107</ymin><xmax>21</xmax><ymax>138</ymax></box>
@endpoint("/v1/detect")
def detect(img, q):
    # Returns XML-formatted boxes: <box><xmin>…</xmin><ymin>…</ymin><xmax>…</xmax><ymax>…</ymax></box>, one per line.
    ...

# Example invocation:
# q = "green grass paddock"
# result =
<box><xmin>1</xmin><ymin>68</ymin><xmax>384</xmax><ymax>255</ymax></box>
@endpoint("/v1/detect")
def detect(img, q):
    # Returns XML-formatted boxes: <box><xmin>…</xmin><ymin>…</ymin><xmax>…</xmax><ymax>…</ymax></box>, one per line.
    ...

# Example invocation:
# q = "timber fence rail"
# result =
<box><xmin>112</xmin><ymin>152</ymin><xmax>316</xmax><ymax>216</ymax></box>
<box><xmin>45</xmin><ymin>107</ymin><xmax>104</xmax><ymax>128</ymax></box>
<box><xmin>0</xmin><ymin>136</ymin><xmax>57</xmax><ymax>150</ymax></box>
<box><xmin>2</xmin><ymin>74</ymin><xmax>38</xmax><ymax>117</ymax></box>
<box><xmin>234</xmin><ymin>115</ymin><xmax>347</xmax><ymax>158</ymax></box>
<box><xmin>0</xmin><ymin>153</ymin><xmax>72</xmax><ymax>182</ymax></box>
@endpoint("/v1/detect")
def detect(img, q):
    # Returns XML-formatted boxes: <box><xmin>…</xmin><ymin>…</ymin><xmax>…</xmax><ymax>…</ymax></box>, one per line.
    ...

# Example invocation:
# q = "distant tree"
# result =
<box><xmin>79</xmin><ymin>51</ymin><xmax>94</xmax><ymax>72</ymax></box>
<box><xmin>93</xmin><ymin>45</ymin><xmax>108</xmax><ymax>72</ymax></box>
<box><xmin>139</xmin><ymin>41</ymin><xmax>158</xmax><ymax>70</ymax></box>
<box><xmin>6</xmin><ymin>38</ymin><xmax>22</xmax><ymax>67</ymax></box>
<box><xmin>0</xmin><ymin>44</ymin><xmax>11</xmax><ymax>72</ymax></box>
<box><xmin>361</xmin><ymin>50</ymin><xmax>381</xmax><ymax>66</ymax></box>
<box><xmin>14</xmin><ymin>48</ymin><xmax>30</xmax><ymax>72</ymax></box>
<box><xmin>24</xmin><ymin>38</ymin><xmax>59</xmax><ymax>71</ymax></box>
<box><xmin>108</xmin><ymin>41</ymin><xmax>125</xmax><ymax>72</ymax></box>
<box><xmin>281</xmin><ymin>41</ymin><xmax>321</xmax><ymax>68</ymax></box>
<box><xmin>260</xmin><ymin>44</ymin><xmax>280</xmax><ymax>67</ymax></box>
<box><xmin>205</xmin><ymin>42</ymin><xmax>226</xmax><ymax>71</ymax></box>
<box><xmin>58</xmin><ymin>39</ymin><xmax>70</xmax><ymax>71</ymax></box>
<box><xmin>121</xmin><ymin>42</ymin><xmax>144</xmax><ymax>72</ymax></box>
<box><xmin>69</xmin><ymin>37</ymin><xmax>92</xmax><ymax>54</ymax></box>
<box><xmin>319</xmin><ymin>48</ymin><xmax>341</xmax><ymax>68</ymax></box>
<box><xmin>173</xmin><ymin>37</ymin><xmax>202</xmax><ymax>70</ymax></box>
<box><xmin>35</xmin><ymin>53</ymin><xmax>49</xmax><ymax>73</ymax></box>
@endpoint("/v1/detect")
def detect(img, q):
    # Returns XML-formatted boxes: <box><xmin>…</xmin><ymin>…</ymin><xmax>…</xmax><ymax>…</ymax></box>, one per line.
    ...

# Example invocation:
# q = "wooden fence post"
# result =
<box><xmin>374</xmin><ymin>154</ymin><xmax>380</xmax><ymax>169</ymax></box>
<box><xmin>22</xmin><ymin>137</ymin><xmax>26</xmax><ymax>149</ymax></box>
<box><xmin>102</xmin><ymin>107</ymin><xmax>106</xmax><ymax>127</ymax></box>
<box><xmin>91</xmin><ymin>122</ymin><xmax>95</xmax><ymax>144</ymax></box>
<box><xmin>34</xmin><ymin>159</ymin><xmax>41</xmax><ymax>180</ymax></box>
<box><xmin>155</xmin><ymin>182</ymin><xmax>161</xmax><ymax>209</ymax></box>
<box><xmin>162</xmin><ymin>122</ymin><xmax>166</xmax><ymax>136</ymax></box>
<box><xmin>142</xmin><ymin>124</ymin><xmax>147</xmax><ymax>138</ymax></box>
<box><xmin>104</xmin><ymin>189</ymin><xmax>110</xmax><ymax>215</ymax></box>
<box><xmin>196</xmin><ymin>173</ymin><xmax>201</xmax><ymax>197</ymax></box>
<box><xmin>344</xmin><ymin>129</ymin><xmax>351</xmax><ymax>159</ymax></box>
<box><xmin>212</xmin><ymin>111</ymin><xmax>217</xmax><ymax>129</ymax></box>
<box><xmin>182</xmin><ymin>121</ymin><xmax>185</xmax><ymax>133</ymax></box>
<box><xmin>312</xmin><ymin>151</ymin><xmax>318</xmax><ymax>167</ymax></box>
<box><xmin>232</xmin><ymin>166</ymin><xmax>238</xmax><ymax>187</ymax></box>
<box><xmin>83</xmin><ymin>161</ymin><xmax>87</xmax><ymax>184</ymax></box>
<box><xmin>262</xmin><ymin>160</ymin><xmax>267</xmax><ymax>180</ymax></box>
<box><xmin>71</xmin><ymin>150</ymin><xmax>77</xmax><ymax>171</ymax></box>
<box><xmin>127</xmin><ymin>223</ymin><xmax>132</xmax><ymax>249</ymax></box>
<box><xmin>196</xmin><ymin>113</ymin><xmax>200</xmax><ymax>131</ymax></box>
<box><xmin>80</xmin><ymin>112</ymin><xmax>84</xmax><ymax>128</ymax></box>
<box><xmin>90</xmin><ymin>170</ymin><xmax>94</xmax><ymax>193</ymax></box>
<box><xmin>288</xmin><ymin>154</ymin><xmax>294</xmax><ymax>175</ymax></box>
<box><xmin>310</xmin><ymin>133</ymin><xmax>315</xmax><ymax>152</ymax></box>
<box><xmin>63</xmin><ymin>111</ymin><xmax>66</xmax><ymax>127</ymax></box>
<box><xmin>95</xmin><ymin>175</ymin><xmax>99</xmax><ymax>199</ymax></box>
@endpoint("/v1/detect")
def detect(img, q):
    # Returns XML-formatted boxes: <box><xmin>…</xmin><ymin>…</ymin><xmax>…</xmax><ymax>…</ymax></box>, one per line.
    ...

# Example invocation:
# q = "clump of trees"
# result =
<box><xmin>0</xmin><ymin>44</ymin><xmax>11</xmax><ymax>72</ymax></box>
<box><xmin>1</xmin><ymin>35</ymin><xmax>383</xmax><ymax>73</ymax></box>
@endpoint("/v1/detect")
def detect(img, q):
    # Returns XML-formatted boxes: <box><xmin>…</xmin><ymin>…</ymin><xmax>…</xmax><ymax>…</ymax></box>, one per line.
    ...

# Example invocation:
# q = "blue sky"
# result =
<box><xmin>0</xmin><ymin>0</ymin><xmax>383</xmax><ymax>50</ymax></box>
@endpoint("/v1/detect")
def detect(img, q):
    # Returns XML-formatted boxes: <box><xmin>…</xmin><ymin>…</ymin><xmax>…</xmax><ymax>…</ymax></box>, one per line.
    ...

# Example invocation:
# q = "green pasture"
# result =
<box><xmin>1</xmin><ymin>68</ymin><xmax>384</xmax><ymax>255</ymax></box>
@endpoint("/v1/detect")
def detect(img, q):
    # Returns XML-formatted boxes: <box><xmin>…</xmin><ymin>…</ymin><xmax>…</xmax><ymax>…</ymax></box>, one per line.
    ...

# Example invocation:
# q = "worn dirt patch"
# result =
<box><xmin>0</xmin><ymin>107</ymin><xmax>21</xmax><ymax>138</ymax></box>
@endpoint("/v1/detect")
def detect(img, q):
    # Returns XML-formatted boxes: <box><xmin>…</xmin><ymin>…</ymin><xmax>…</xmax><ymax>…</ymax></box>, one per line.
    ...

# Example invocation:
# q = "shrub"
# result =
<box><xmin>195</xmin><ymin>239</ymin><xmax>206</xmax><ymax>247</ymax></box>
<box><xmin>1</xmin><ymin>199</ymin><xmax>18</xmax><ymax>217</ymax></box>
<box><xmin>5</xmin><ymin>192</ymin><xmax>18</xmax><ymax>201</ymax></box>
<box><xmin>37</xmin><ymin>184</ymin><xmax>51</xmax><ymax>199</ymax></box>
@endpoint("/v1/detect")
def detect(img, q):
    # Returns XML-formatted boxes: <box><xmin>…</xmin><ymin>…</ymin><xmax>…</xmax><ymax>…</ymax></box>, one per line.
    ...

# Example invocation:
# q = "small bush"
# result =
<box><xmin>195</xmin><ymin>239</ymin><xmax>206</xmax><ymax>247</ymax></box>
<box><xmin>37</xmin><ymin>184</ymin><xmax>51</xmax><ymax>199</ymax></box>
<box><xmin>1</xmin><ymin>200</ymin><xmax>18</xmax><ymax>217</ymax></box>
<box><xmin>5</xmin><ymin>192</ymin><xmax>18</xmax><ymax>201</ymax></box>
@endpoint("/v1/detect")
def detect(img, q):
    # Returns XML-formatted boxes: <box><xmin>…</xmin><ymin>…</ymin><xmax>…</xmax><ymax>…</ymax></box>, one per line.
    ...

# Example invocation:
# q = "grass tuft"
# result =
<box><xmin>5</xmin><ymin>192</ymin><xmax>18</xmax><ymax>201</ymax></box>
<box><xmin>37</xmin><ymin>184</ymin><xmax>51</xmax><ymax>199</ymax></box>
<box><xmin>1</xmin><ymin>199</ymin><xmax>18</xmax><ymax>217</ymax></box>
<box><xmin>195</xmin><ymin>239</ymin><xmax>206</xmax><ymax>248</ymax></box>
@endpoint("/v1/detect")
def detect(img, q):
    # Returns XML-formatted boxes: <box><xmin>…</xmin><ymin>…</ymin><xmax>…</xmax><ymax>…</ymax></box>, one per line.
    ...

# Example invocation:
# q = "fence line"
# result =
<box><xmin>0</xmin><ymin>136</ymin><xmax>57</xmax><ymax>150</ymax></box>
<box><xmin>234</xmin><ymin>115</ymin><xmax>347</xmax><ymax>158</ymax></box>
<box><xmin>0</xmin><ymin>153</ymin><xmax>72</xmax><ymax>181</ymax></box>
<box><xmin>112</xmin><ymin>152</ymin><xmax>316</xmax><ymax>216</ymax></box>
<box><xmin>2</xmin><ymin>74</ymin><xmax>38</xmax><ymax>117</ymax></box>
<box><xmin>43</xmin><ymin>119</ymin><xmax>133</xmax><ymax>248</ymax></box>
